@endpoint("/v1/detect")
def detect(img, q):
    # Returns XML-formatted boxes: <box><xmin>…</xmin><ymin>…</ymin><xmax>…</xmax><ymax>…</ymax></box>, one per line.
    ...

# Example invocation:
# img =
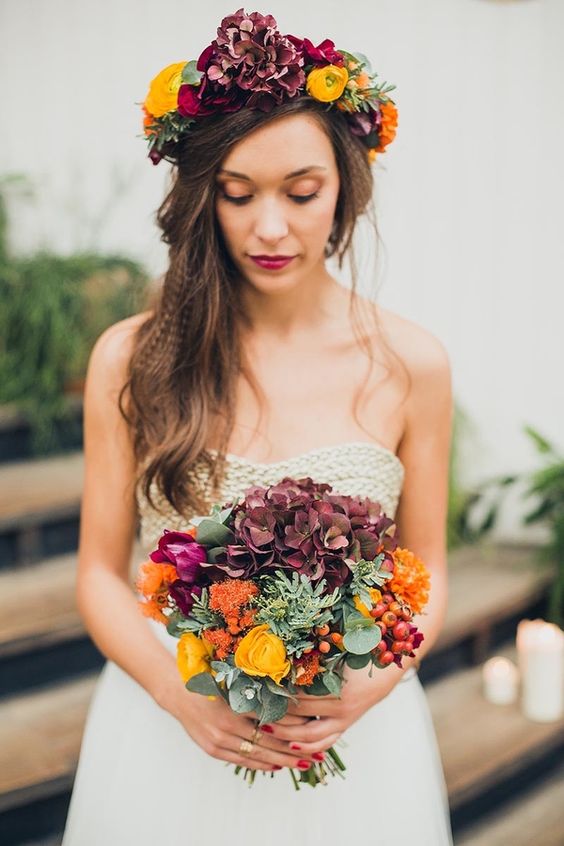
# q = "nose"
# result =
<box><xmin>253</xmin><ymin>197</ymin><xmax>289</xmax><ymax>244</ymax></box>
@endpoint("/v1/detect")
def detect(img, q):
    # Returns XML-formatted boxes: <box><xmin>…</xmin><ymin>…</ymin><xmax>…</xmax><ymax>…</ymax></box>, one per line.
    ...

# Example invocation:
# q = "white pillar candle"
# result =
<box><xmin>482</xmin><ymin>656</ymin><xmax>519</xmax><ymax>705</ymax></box>
<box><xmin>516</xmin><ymin>619</ymin><xmax>564</xmax><ymax>722</ymax></box>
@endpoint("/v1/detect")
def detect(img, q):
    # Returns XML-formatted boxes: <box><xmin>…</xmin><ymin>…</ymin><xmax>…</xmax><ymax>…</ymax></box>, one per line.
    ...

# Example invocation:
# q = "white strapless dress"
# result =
<box><xmin>62</xmin><ymin>442</ymin><xmax>454</xmax><ymax>845</ymax></box>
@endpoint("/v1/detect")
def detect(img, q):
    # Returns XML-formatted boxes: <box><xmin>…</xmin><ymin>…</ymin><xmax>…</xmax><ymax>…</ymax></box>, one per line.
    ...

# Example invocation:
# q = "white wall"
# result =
<box><xmin>1</xmin><ymin>0</ymin><xmax>562</xmax><ymax>538</ymax></box>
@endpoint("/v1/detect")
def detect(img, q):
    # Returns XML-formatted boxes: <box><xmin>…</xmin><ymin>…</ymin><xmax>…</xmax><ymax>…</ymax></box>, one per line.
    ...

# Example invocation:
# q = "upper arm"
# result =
<box><xmin>395</xmin><ymin>329</ymin><xmax>454</xmax><ymax>565</ymax></box>
<box><xmin>77</xmin><ymin>315</ymin><xmax>145</xmax><ymax>589</ymax></box>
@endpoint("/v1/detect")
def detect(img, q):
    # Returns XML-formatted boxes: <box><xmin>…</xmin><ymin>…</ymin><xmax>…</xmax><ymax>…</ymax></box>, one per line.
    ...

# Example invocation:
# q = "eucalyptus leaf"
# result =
<box><xmin>259</xmin><ymin>687</ymin><xmax>289</xmax><ymax>723</ymax></box>
<box><xmin>195</xmin><ymin>517</ymin><xmax>235</xmax><ymax>547</ymax></box>
<box><xmin>322</xmin><ymin>672</ymin><xmax>342</xmax><ymax>696</ymax></box>
<box><xmin>181</xmin><ymin>60</ymin><xmax>203</xmax><ymax>85</ymax></box>
<box><xmin>228</xmin><ymin>674</ymin><xmax>260</xmax><ymax>713</ymax></box>
<box><xmin>345</xmin><ymin>652</ymin><xmax>372</xmax><ymax>669</ymax></box>
<box><xmin>185</xmin><ymin>672</ymin><xmax>220</xmax><ymax>697</ymax></box>
<box><xmin>303</xmin><ymin>676</ymin><xmax>331</xmax><ymax>696</ymax></box>
<box><xmin>343</xmin><ymin>625</ymin><xmax>382</xmax><ymax>654</ymax></box>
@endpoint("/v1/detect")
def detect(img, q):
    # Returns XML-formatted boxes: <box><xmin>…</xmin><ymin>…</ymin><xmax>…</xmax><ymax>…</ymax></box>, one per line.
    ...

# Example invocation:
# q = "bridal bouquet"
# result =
<box><xmin>137</xmin><ymin>476</ymin><xmax>430</xmax><ymax>788</ymax></box>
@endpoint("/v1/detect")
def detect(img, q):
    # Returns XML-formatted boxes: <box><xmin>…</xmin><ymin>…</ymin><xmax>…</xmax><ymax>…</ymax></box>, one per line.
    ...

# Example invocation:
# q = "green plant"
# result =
<box><xmin>0</xmin><ymin>174</ymin><xmax>150</xmax><ymax>454</ymax></box>
<box><xmin>457</xmin><ymin>425</ymin><xmax>563</xmax><ymax>626</ymax></box>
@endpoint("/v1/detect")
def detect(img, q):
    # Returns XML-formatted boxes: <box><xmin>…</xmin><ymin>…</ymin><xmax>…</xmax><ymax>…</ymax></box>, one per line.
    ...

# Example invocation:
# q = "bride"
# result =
<box><xmin>62</xmin><ymin>9</ymin><xmax>454</xmax><ymax>844</ymax></box>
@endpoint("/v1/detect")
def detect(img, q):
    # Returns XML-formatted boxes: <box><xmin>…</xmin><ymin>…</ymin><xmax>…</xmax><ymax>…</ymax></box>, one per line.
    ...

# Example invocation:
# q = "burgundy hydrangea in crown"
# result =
<box><xmin>140</xmin><ymin>7</ymin><xmax>398</xmax><ymax>166</ymax></box>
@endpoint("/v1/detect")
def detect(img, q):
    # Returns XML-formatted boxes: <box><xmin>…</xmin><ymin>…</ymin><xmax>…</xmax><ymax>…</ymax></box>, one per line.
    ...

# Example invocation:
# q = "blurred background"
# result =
<box><xmin>0</xmin><ymin>0</ymin><xmax>562</xmax><ymax>844</ymax></box>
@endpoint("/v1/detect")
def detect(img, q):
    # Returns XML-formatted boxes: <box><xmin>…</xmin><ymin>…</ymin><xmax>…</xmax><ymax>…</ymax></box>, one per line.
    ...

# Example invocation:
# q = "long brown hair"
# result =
<box><xmin>120</xmin><ymin>95</ymin><xmax>402</xmax><ymax>518</ymax></box>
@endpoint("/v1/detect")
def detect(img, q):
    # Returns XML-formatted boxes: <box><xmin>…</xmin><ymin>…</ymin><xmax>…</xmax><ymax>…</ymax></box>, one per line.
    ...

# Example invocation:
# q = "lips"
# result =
<box><xmin>249</xmin><ymin>254</ymin><xmax>296</xmax><ymax>270</ymax></box>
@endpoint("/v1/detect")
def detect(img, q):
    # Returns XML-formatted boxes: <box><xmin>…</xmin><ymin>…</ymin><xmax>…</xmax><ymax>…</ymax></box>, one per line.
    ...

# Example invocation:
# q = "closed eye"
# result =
<box><xmin>220</xmin><ymin>192</ymin><xmax>320</xmax><ymax>205</ymax></box>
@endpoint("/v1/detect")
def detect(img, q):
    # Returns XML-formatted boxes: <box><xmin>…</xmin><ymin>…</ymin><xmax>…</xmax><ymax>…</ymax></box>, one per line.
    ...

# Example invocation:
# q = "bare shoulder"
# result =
<box><xmin>87</xmin><ymin>310</ymin><xmax>153</xmax><ymax>386</ymax></box>
<box><xmin>376</xmin><ymin>303</ymin><xmax>452</xmax><ymax>388</ymax></box>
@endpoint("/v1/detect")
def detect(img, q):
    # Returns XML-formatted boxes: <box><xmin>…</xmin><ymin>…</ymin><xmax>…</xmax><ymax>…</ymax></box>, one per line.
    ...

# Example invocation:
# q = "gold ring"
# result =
<box><xmin>239</xmin><ymin>739</ymin><xmax>255</xmax><ymax>755</ymax></box>
<box><xmin>250</xmin><ymin>726</ymin><xmax>262</xmax><ymax>742</ymax></box>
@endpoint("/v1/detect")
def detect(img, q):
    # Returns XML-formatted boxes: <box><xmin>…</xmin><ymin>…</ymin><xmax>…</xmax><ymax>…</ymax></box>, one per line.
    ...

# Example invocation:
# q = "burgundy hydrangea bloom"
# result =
<box><xmin>182</xmin><ymin>6</ymin><xmax>306</xmax><ymax>116</ymax></box>
<box><xmin>149</xmin><ymin>529</ymin><xmax>208</xmax><ymax>583</ymax></box>
<box><xmin>212</xmin><ymin>476</ymin><xmax>399</xmax><ymax>590</ymax></box>
<box><xmin>286</xmin><ymin>35</ymin><xmax>344</xmax><ymax>68</ymax></box>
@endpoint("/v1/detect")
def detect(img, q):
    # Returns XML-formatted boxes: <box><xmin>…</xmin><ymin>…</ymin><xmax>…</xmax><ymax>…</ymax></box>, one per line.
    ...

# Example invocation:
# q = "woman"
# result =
<box><xmin>62</xmin><ymin>9</ymin><xmax>454</xmax><ymax>845</ymax></box>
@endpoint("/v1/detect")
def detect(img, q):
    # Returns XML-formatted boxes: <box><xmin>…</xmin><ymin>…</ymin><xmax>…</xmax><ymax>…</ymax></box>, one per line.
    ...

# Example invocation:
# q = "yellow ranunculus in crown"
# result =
<box><xmin>138</xmin><ymin>7</ymin><xmax>398</xmax><ymax>167</ymax></box>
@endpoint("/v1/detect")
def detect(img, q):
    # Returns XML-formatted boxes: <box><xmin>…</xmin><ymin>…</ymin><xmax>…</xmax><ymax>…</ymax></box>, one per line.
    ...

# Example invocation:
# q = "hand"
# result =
<box><xmin>167</xmin><ymin>684</ymin><xmax>318</xmax><ymax>772</ymax></box>
<box><xmin>265</xmin><ymin>666</ymin><xmax>399</xmax><ymax>756</ymax></box>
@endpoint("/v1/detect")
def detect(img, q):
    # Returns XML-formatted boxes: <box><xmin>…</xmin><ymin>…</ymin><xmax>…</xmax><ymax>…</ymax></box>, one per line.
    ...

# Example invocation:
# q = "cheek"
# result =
<box><xmin>215</xmin><ymin>204</ymin><xmax>246</xmax><ymax>247</ymax></box>
<box><xmin>302</xmin><ymin>193</ymin><xmax>338</xmax><ymax>240</ymax></box>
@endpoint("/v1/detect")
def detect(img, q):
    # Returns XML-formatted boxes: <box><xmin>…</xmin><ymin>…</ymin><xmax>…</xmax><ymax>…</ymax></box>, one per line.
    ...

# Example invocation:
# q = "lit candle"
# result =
<box><xmin>516</xmin><ymin>619</ymin><xmax>564</xmax><ymax>722</ymax></box>
<box><xmin>482</xmin><ymin>656</ymin><xmax>519</xmax><ymax>705</ymax></box>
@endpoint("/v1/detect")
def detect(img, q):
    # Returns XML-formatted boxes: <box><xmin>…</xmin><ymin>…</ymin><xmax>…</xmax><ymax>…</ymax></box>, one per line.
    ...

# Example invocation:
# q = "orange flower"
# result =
<box><xmin>389</xmin><ymin>547</ymin><xmax>431</xmax><ymax>614</ymax></box>
<box><xmin>209</xmin><ymin>579</ymin><xmax>259</xmax><ymax>620</ymax></box>
<box><xmin>136</xmin><ymin>561</ymin><xmax>177</xmax><ymax>597</ymax></box>
<box><xmin>374</xmin><ymin>100</ymin><xmax>398</xmax><ymax>152</ymax></box>
<box><xmin>139</xmin><ymin>597</ymin><xmax>168</xmax><ymax>625</ymax></box>
<box><xmin>295</xmin><ymin>652</ymin><xmax>322</xmax><ymax>686</ymax></box>
<box><xmin>202</xmin><ymin>628</ymin><xmax>235</xmax><ymax>660</ymax></box>
<box><xmin>355</xmin><ymin>71</ymin><xmax>370</xmax><ymax>90</ymax></box>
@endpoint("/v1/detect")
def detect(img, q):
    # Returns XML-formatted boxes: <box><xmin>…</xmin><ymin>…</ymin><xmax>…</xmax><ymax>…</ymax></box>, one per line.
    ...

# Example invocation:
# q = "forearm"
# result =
<box><xmin>76</xmin><ymin>566</ymin><xmax>186</xmax><ymax>712</ymax></box>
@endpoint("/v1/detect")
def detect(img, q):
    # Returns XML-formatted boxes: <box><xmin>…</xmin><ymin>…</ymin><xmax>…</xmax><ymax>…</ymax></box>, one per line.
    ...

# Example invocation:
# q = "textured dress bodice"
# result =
<box><xmin>136</xmin><ymin>440</ymin><xmax>405</xmax><ymax>555</ymax></box>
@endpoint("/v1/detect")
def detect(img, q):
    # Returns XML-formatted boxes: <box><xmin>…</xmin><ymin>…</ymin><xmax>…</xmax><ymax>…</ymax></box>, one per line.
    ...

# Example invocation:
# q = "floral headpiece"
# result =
<box><xmin>141</xmin><ymin>7</ymin><xmax>398</xmax><ymax>166</ymax></box>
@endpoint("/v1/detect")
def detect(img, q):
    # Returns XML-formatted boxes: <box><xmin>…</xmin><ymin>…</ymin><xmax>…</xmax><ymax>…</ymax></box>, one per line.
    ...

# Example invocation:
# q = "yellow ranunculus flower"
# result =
<box><xmin>234</xmin><ymin>624</ymin><xmax>291</xmax><ymax>685</ymax></box>
<box><xmin>144</xmin><ymin>61</ymin><xmax>187</xmax><ymax>118</ymax></box>
<box><xmin>177</xmin><ymin>632</ymin><xmax>215</xmax><ymax>683</ymax></box>
<box><xmin>353</xmin><ymin>587</ymin><xmax>383</xmax><ymax>619</ymax></box>
<box><xmin>306</xmin><ymin>64</ymin><xmax>349</xmax><ymax>103</ymax></box>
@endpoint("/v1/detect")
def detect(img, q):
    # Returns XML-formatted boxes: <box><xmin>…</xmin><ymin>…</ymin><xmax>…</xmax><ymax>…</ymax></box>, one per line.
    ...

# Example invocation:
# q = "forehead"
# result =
<box><xmin>218</xmin><ymin>113</ymin><xmax>335</xmax><ymax>182</ymax></box>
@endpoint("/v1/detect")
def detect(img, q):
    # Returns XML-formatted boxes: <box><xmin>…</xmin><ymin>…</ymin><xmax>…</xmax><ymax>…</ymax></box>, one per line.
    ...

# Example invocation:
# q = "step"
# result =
<box><xmin>455</xmin><ymin>759</ymin><xmax>564</xmax><ymax>845</ymax></box>
<box><xmin>419</xmin><ymin>541</ymin><xmax>554</xmax><ymax>683</ymax></box>
<box><xmin>0</xmin><ymin>452</ymin><xmax>83</xmax><ymax>566</ymax></box>
<box><xmin>427</xmin><ymin>643</ymin><xmax>564</xmax><ymax>828</ymax></box>
<box><xmin>0</xmin><ymin>546</ymin><xmax>144</xmax><ymax>696</ymax></box>
<box><xmin>0</xmin><ymin>398</ymin><xmax>83</xmax><ymax>465</ymax></box>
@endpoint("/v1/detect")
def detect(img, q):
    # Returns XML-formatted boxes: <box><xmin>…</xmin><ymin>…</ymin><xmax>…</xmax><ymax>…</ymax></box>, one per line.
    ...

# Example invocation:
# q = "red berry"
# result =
<box><xmin>380</xmin><ymin>651</ymin><xmax>395</xmax><ymax>665</ymax></box>
<box><xmin>389</xmin><ymin>601</ymin><xmax>403</xmax><ymax>615</ymax></box>
<box><xmin>318</xmin><ymin>640</ymin><xmax>331</xmax><ymax>653</ymax></box>
<box><xmin>373</xmin><ymin>602</ymin><xmax>387</xmax><ymax>618</ymax></box>
<box><xmin>391</xmin><ymin>640</ymin><xmax>407</xmax><ymax>654</ymax></box>
<box><xmin>382</xmin><ymin>593</ymin><xmax>394</xmax><ymax>604</ymax></box>
<box><xmin>382</xmin><ymin>611</ymin><xmax>398</xmax><ymax>627</ymax></box>
<box><xmin>392</xmin><ymin>621</ymin><xmax>410</xmax><ymax>640</ymax></box>
<box><xmin>375</xmin><ymin>621</ymin><xmax>387</xmax><ymax>636</ymax></box>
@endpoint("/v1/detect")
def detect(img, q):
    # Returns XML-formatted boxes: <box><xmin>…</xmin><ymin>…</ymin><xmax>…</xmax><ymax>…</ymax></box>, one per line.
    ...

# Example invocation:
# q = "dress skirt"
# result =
<box><xmin>62</xmin><ymin>618</ymin><xmax>454</xmax><ymax>846</ymax></box>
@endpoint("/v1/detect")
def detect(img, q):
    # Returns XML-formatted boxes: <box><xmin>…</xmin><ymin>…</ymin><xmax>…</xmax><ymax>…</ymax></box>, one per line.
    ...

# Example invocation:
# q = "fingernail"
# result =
<box><xmin>272</xmin><ymin>764</ymin><xmax>283</xmax><ymax>770</ymax></box>
<box><xmin>261</xmin><ymin>724</ymin><xmax>274</xmax><ymax>734</ymax></box>
<box><xmin>312</xmin><ymin>751</ymin><xmax>325</xmax><ymax>761</ymax></box>
<box><xmin>289</xmin><ymin>743</ymin><xmax>302</xmax><ymax>750</ymax></box>
<box><xmin>296</xmin><ymin>759</ymin><xmax>311</xmax><ymax>769</ymax></box>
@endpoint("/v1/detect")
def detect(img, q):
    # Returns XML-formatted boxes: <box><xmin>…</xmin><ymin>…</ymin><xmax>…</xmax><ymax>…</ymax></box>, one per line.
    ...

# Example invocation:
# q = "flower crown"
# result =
<box><xmin>141</xmin><ymin>7</ymin><xmax>398</xmax><ymax>167</ymax></box>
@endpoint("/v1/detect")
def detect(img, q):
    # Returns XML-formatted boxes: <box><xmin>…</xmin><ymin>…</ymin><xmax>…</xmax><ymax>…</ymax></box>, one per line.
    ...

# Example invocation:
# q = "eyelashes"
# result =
<box><xmin>220</xmin><ymin>191</ymin><xmax>320</xmax><ymax>206</ymax></box>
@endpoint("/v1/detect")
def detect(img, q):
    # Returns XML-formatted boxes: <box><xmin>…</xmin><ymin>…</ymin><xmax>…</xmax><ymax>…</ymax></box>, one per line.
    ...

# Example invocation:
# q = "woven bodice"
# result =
<box><xmin>135</xmin><ymin>440</ymin><xmax>405</xmax><ymax>555</ymax></box>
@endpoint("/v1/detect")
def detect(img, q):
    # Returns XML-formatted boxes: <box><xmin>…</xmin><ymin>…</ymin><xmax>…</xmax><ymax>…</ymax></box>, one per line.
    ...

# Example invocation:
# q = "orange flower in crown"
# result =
<box><xmin>138</xmin><ymin>7</ymin><xmax>398</xmax><ymax>167</ymax></box>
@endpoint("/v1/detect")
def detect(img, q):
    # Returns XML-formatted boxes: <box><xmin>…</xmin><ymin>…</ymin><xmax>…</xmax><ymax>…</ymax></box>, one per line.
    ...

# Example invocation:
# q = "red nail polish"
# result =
<box><xmin>296</xmin><ymin>759</ymin><xmax>311</xmax><ymax>769</ymax></box>
<box><xmin>312</xmin><ymin>752</ymin><xmax>325</xmax><ymax>761</ymax></box>
<box><xmin>272</xmin><ymin>764</ymin><xmax>283</xmax><ymax>770</ymax></box>
<box><xmin>289</xmin><ymin>742</ymin><xmax>301</xmax><ymax>750</ymax></box>
<box><xmin>261</xmin><ymin>724</ymin><xmax>274</xmax><ymax>733</ymax></box>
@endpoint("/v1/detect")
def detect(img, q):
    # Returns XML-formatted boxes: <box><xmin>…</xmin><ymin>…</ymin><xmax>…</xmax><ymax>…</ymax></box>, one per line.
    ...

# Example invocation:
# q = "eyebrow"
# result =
<box><xmin>217</xmin><ymin>165</ymin><xmax>327</xmax><ymax>181</ymax></box>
